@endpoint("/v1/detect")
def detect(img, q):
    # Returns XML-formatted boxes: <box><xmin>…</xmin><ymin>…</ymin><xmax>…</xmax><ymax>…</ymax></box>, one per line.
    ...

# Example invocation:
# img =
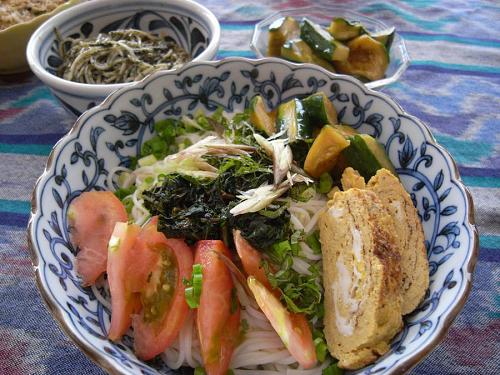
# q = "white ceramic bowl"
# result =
<box><xmin>250</xmin><ymin>6</ymin><xmax>410</xmax><ymax>90</ymax></box>
<box><xmin>26</xmin><ymin>0</ymin><xmax>221</xmax><ymax>116</ymax></box>
<box><xmin>28</xmin><ymin>58</ymin><xmax>477</xmax><ymax>374</ymax></box>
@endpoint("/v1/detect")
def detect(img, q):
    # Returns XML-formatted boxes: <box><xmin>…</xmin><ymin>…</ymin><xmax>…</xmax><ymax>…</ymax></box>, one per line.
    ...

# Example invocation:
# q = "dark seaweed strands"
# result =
<box><xmin>56</xmin><ymin>29</ymin><xmax>191</xmax><ymax>84</ymax></box>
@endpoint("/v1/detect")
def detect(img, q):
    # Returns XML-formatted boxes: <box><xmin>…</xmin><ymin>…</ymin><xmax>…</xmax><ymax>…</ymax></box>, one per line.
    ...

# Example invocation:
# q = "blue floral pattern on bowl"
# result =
<box><xmin>28</xmin><ymin>58</ymin><xmax>477</xmax><ymax>375</ymax></box>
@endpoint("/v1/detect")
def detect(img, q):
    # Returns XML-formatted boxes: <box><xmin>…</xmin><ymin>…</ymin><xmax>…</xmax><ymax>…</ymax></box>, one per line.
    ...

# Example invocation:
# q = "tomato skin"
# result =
<box><xmin>133</xmin><ymin>232</ymin><xmax>193</xmax><ymax>360</ymax></box>
<box><xmin>247</xmin><ymin>276</ymin><xmax>317</xmax><ymax>369</ymax></box>
<box><xmin>127</xmin><ymin>217</ymin><xmax>161</xmax><ymax>293</ymax></box>
<box><xmin>195</xmin><ymin>241</ymin><xmax>240</xmax><ymax>375</ymax></box>
<box><xmin>107</xmin><ymin>222</ymin><xmax>141</xmax><ymax>341</ymax></box>
<box><xmin>68</xmin><ymin>191</ymin><xmax>128</xmax><ymax>286</ymax></box>
<box><xmin>233</xmin><ymin>230</ymin><xmax>279</xmax><ymax>297</ymax></box>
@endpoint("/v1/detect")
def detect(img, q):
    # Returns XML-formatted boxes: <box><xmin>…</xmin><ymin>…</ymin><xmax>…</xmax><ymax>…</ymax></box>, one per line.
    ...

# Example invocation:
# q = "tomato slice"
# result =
<box><xmin>106</xmin><ymin>222</ymin><xmax>141</xmax><ymax>341</ymax></box>
<box><xmin>127</xmin><ymin>217</ymin><xmax>162</xmax><ymax>293</ymax></box>
<box><xmin>68</xmin><ymin>191</ymin><xmax>128</xmax><ymax>286</ymax></box>
<box><xmin>132</xmin><ymin>228</ymin><xmax>193</xmax><ymax>360</ymax></box>
<box><xmin>233</xmin><ymin>230</ymin><xmax>279</xmax><ymax>296</ymax></box>
<box><xmin>247</xmin><ymin>276</ymin><xmax>317</xmax><ymax>369</ymax></box>
<box><xmin>195</xmin><ymin>240</ymin><xmax>241</xmax><ymax>375</ymax></box>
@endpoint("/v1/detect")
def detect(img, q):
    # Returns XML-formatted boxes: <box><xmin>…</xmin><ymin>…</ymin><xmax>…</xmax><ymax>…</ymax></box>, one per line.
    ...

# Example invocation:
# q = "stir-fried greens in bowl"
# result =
<box><xmin>28</xmin><ymin>58</ymin><xmax>477</xmax><ymax>375</ymax></box>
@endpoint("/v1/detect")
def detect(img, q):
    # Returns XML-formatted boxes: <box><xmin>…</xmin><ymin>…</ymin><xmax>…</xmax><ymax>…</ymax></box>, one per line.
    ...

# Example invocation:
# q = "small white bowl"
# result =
<box><xmin>27</xmin><ymin>0</ymin><xmax>221</xmax><ymax>116</ymax></box>
<box><xmin>250</xmin><ymin>6</ymin><xmax>410</xmax><ymax>89</ymax></box>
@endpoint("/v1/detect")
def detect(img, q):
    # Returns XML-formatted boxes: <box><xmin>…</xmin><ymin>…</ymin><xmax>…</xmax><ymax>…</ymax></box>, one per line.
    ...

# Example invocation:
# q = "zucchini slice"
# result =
<box><xmin>268</xmin><ymin>16</ymin><xmax>300</xmax><ymax>57</ymax></box>
<box><xmin>332</xmin><ymin>124</ymin><xmax>359</xmax><ymax>137</ymax></box>
<box><xmin>327</xmin><ymin>17</ymin><xmax>366</xmax><ymax>41</ymax></box>
<box><xmin>281</xmin><ymin>39</ymin><xmax>336</xmax><ymax>72</ymax></box>
<box><xmin>277</xmin><ymin>98</ymin><xmax>311</xmax><ymax>142</ymax></box>
<box><xmin>333</xmin><ymin>34</ymin><xmax>389</xmax><ymax>81</ymax></box>
<box><xmin>300</xmin><ymin>18</ymin><xmax>349</xmax><ymax>62</ymax></box>
<box><xmin>302</xmin><ymin>92</ymin><xmax>338</xmax><ymax>127</ymax></box>
<box><xmin>304</xmin><ymin>125</ymin><xmax>350</xmax><ymax>178</ymax></box>
<box><xmin>341</xmin><ymin>134</ymin><xmax>397</xmax><ymax>180</ymax></box>
<box><xmin>249</xmin><ymin>95</ymin><xmax>276</xmax><ymax>136</ymax></box>
<box><xmin>371</xmin><ymin>27</ymin><xmax>396</xmax><ymax>52</ymax></box>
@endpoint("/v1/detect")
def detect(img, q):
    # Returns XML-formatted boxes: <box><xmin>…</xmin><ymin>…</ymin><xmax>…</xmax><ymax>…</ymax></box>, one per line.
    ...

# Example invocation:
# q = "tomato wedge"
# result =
<box><xmin>132</xmin><ymin>227</ymin><xmax>193</xmax><ymax>360</ymax></box>
<box><xmin>195</xmin><ymin>241</ymin><xmax>241</xmax><ymax>375</ymax></box>
<box><xmin>128</xmin><ymin>217</ymin><xmax>162</xmax><ymax>293</ymax></box>
<box><xmin>107</xmin><ymin>222</ymin><xmax>141</xmax><ymax>341</ymax></box>
<box><xmin>68</xmin><ymin>191</ymin><xmax>128</xmax><ymax>286</ymax></box>
<box><xmin>247</xmin><ymin>276</ymin><xmax>317</xmax><ymax>369</ymax></box>
<box><xmin>233</xmin><ymin>230</ymin><xmax>278</xmax><ymax>296</ymax></box>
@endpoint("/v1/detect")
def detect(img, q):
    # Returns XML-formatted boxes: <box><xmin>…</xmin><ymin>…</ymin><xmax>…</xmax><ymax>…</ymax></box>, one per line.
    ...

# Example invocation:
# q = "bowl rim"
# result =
<box><xmin>249</xmin><ymin>5</ymin><xmax>411</xmax><ymax>90</ymax></box>
<box><xmin>26</xmin><ymin>0</ymin><xmax>221</xmax><ymax>96</ymax></box>
<box><xmin>27</xmin><ymin>57</ymin><xmax>478</xmax><ymax>375</ymax></box>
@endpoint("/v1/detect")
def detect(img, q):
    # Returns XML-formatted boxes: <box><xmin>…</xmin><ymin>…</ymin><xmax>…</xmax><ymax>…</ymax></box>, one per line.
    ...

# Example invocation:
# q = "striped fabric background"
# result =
<box><xmin>0</xmin><ymin>0</ymin><xmax>498</xmax><ymax>374</ymax></box>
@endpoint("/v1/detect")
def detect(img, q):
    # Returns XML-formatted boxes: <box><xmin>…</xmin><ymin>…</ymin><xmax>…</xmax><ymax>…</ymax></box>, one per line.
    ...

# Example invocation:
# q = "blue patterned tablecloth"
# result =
<box><xmin>0</xmin><ymin>0</ymin><xmax>498</xmax><ymax>374</ymax></box>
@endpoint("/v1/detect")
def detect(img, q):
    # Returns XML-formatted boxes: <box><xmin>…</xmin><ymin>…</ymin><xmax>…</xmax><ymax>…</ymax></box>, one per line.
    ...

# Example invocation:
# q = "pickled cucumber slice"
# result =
<box><xmin>327</xmin><ymin>17</ymin><xmax>366</xmax><ymax>41</ymax></box>
<box><xmin>304</xmin><ymin>125</ymin><xmax>350</xmax><ymax>178</ymax></box>
<box><xmin>333</xmin><ymin>35</ymin><xmax>389</xmax><ymax>81</ymax></box>
<box><xmin>277</xmin><ymin>98</ymin><xmax>311</xmax><ymax>142</ymax></box>
<box><xmin>300</xmin><ymin>18</ymin><xmax>349</xmax><ymax>62</ymax></box>
<box><xmin>371</xmin><ymin>27</ymin><xmax>396</xmax><ymax>52</ymax></box>
<box><xmin>341</xmin><ymin>134</ymin><xmax>396</xmax><ymax>179</ymax></box>
<box><xmin>249</xmin><ymin>95</ymin><xmax>276</xmax><ymax>136</ymax></box>
<box><xmin>281</xmin><ymin>39</ymin><xmax>336</xmax><ymax>72</ymax></box>
<box><xmin>268</xmin><ymin>16</ymin><xmax>300</xmax><ymax>57</ymax></box>
<box><xmin>302</xmin><ymin>92</ymin><xmax>338</xmax><ymax>126</ymax></box>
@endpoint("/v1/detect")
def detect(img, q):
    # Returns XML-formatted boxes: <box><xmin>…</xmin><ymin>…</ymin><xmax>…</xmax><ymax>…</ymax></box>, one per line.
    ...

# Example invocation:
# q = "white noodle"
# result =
<box><xmin>290</xmin><ymin>213</ymin><xmax>305</xmax><ymax>231</ymax></box>
<box><xmin>303</xmin><ymin>207</ymin><xmax>327</xmax><ymax>234</ymax></box>
<box><xmin>292</xmin><ymin>256</ymin><xmax>313</xmax><ymax>275</ymax></box>
<box><xmin>234</xmin><ymin>370</ymin><xmax>282</xmax><ymax>375</ymax></box>
<box><xmin>288</xmin><ymin>206</ymin><xmax>311</xmax><ymax>227</ymax></box>
<box><xmin>231</xmin><ymin>349</ymin><xmax>292</xmax><ymax>368</ymax></box>
<box><xmin>299</xmin><ymin>242</ymin><xmax>322</xmax><ymax>261</ymax></box>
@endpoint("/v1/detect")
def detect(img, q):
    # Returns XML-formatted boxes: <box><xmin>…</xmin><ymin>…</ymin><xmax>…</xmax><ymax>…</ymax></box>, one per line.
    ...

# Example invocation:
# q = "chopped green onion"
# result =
<box><xmin>240</xmin><ymin>318</ymin><xmax>249</xmax><ymax>335</ymax></box>
<box><xmin>318</xmin><ymin>172</ymin><xmax>334</xmax><ymax>194</ymax></box>
<box><xmin>226</xmin><ymin>370</ymin><xmax>235</xmax><ymax>375</ymax></box>
<box><xmin>194</xmin><ymin>367</ymin><xmax>206</xmax><ymax>375</ymax></box>
<box><xmin>314</xmin><ymin>337</ymin><xmax>328</xmax><ymax>362</ymax></box>
<box><xmin>322</xmin><ymin>362</ymin><xmax>343</xmax><ymax>375</ymax></box>
<box><xmin>289</xmin><ymin>231</ymin><xmax>302</xmax><ymax>255</ymax></box>
<box><xmin>290</xmin><ymin>230</ymin><xmax>303</xmax><ymax>244</ymax></box>
<box><xmin>271</xmin><ymin>240</ymin><xmax>292</xmax><ymax>261</ymax></box>
<box><xmin>305</xmin><ymin>231</ymin><xmax>322</xmax><ymax>254</ymax></box>
<box><xmin>114</xmin><ymin>186</ymin><xmax>135</xmax><ymax>200</ymax></box>
<box><xmin>184</xmin><ymin>263</ymin><xmax>203</xmax><ymax>308</ymax></box>
<box><xmin>138</xmin><ymin>154</ymin><xmax>158</xmax><ymax>167</ymax></box>
<box><xmin>259</xmin><ymin>203</ymin><xmax>289</xmax><ymax>219</ymax></box>
<box><xmin>291</xmin><ymin>184</ymin><xmax>316</xmax><ymax>202</ymax></box>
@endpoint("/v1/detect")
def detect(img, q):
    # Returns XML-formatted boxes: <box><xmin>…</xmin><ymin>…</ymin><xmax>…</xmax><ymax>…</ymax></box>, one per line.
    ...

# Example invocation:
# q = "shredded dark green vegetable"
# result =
<box><xmin>56</xmin><ymin>28</ymin><xmax>191</xmax><ymax>84</ymax></box>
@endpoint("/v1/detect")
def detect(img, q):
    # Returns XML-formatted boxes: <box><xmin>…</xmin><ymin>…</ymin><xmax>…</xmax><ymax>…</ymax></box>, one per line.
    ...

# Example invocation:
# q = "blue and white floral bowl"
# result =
<box><xmin>26</xmin><ymin>0</ymin><xmax>220</xmax><ymax>117</ymax></box>
<box><xmin>28</xmin><ymin>58</ymin><xmax>478</xmax><ymax>374</ymax></box>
